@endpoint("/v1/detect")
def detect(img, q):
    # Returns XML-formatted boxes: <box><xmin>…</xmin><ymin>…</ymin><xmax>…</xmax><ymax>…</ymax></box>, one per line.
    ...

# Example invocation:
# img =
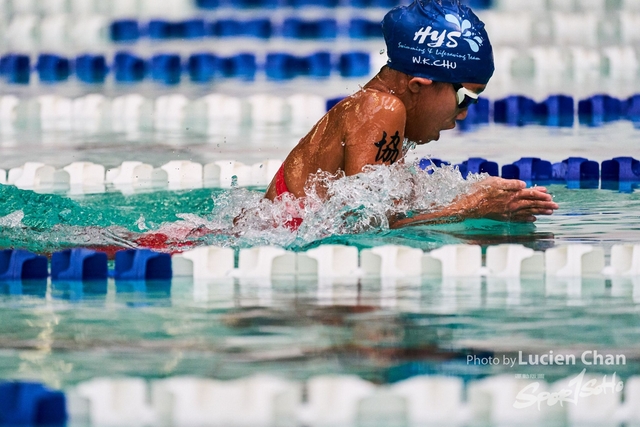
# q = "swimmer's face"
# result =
<box><xmin>404</xmin><ymin>79</ymin><xmax>486</xmax><ymax>144</ymax></box>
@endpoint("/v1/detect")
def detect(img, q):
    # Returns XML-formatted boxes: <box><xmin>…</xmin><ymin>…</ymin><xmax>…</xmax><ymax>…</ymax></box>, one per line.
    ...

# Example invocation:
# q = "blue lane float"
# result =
<box><xmin>0</xmin><ymin>250</ymin><xmax>48</xmax><ymax>281</ymax></box>
<box><xmin>0</xmin><ymin>382</ymin><xmax>67</xmax><ymax>426</ymax></box>
<box><xmin>196</xmin><ymin>0</ymin><xmax>403</xmax><ymax>6</ymax></box>
<box><xmin>348</xmin><ymin>19</ymin><xmax>383</xmax><ymax>38</ymax></box>
<box><xmin>211</xmin><ymin>18</ymin><xmax>272</xmax><ymax>38</ymax></box>
<box><xmin>627</xmin><ymin>95</ymin><xmax>640</xmax><ymax>127</ymax></box>
<box><xmin>113</xmin><ymin>52</ymin><xmax>147</xmax><ymax>83</ymax></box>
<box><xmin>0</xmin><ymin>54</ymin><xmax>30</xmax><ymax>84</ymax></box>
<box><xmin>181</xmin><ymin>19</ymin><xmax>208</xmax><ymax>39</ymax></box>
<box><xmin>347</xmin><ymin>0</ymin><xmax>402</xmax><ymax>6</ymax></box>
<box><xmin>494</xmin><ymin>95</ymin><xmax>574</xmax><ymax>127</ymax></box>
<box><xmin>51</xmin><ymin>249</ymin><xmax>108</xmax><ymax>281</ymax></box>
<box><xmin>115</xmin><ymin>249</ymin><xmax>172</xmax><ymax>281</ymax></box>
<box><xmin>210</xmin><ymin>19</ymin><xmax>243</xmax><ymax>37</ymax></box>
<box><xmin>195</xmin><ymin>0</ymin><xmax>219</xmax><ymax>8</ymax></box>
<box><xmin>462</xmin><ymin>0</ymin><xmax>494</xmax><ymax>8</ymax></box>
<box><xmin>502</xmin><ymin>157</ymin><xmax>553</xmax><ymax>183</ymax></box>
<box><xmin>338</xmin><ymin>52</ymin><xmax>370</xmax><ymax>78</ymax></box>
<box><xmin>601</xmin><ymin>157</ymin><xmax>640</xmax><ymax>192</ymax></box>
<box><xmin>578</xmin><ymin>95</ymin><xmax>624</xmax><ymax>127</ymax></box>
<box><xmin>265</xmin><ymin>53</ymin><xmax>300</xmax><ymax>80</ymax></box>
<box><xmin>189</xmin><ymin>53</ymin><xmax>260</xmax><ymax>82</ymax></box>
<box><xmin>302</xmin><ymin>52</ymin><xmax>332</xmax><ymax>78</ymax></box>
<box><xmin>249</xmin><ymin>0</ymin><xmax>280</xmax><ymax>6</ymax></box>
<box><xmin>147</xmin><ymin>20</ymin><xmax>178</xmax><ymax>39</ymax></box>
<box><xmin>456</xmin><ymin>158</ymin><xmax>499</xmax><ymax>178</ymax></box>
<box><xmin>75</xmin><ymin>54</ymin><xmax>108</xmax><ymax>84</ymax></box>
<box><xmin>110</xmin><ymin>19</ymin><xmax>141</xmax><ymax>43</ymax></box>
<box><xmin>150</xmin><ymin>54</ymin><xmax>182</xmax><ymax>85</ymax></box>
<box><xmin>457</xmin><ymin>98</ymin><xmax>490</xmax><ymax>131</ymax></box>
<box><xmin>147</xmin><ymin>19</ymin><xmax>207</xmax><ymax>40</ymax></box>
<box><xmin>287</xmin><ymin>0</ymin><xmax>339</xmax><ymax>6</ymax></box>
<box><xmin>223</xmin><ymin>0</ymin><xmax>278</xmax><ymax>7</ymax></box>
<box><xmin>240</xmin><ymin>18</ymin><xmax>273</xmax><ymax>38</ymax></box>
<box><xmin>36</xmin><ymin>54</ymin><xmax>71</xmax><ymax>83</ymax></box>
<box><xmin>219</xmin><ymin>54</ymin><xmax>257</xmax><ymax>80</ymax></box>
<box><xmin>281</xmin><ymin>18</ymin><xmax>338</xmax><ymax>39</ymax></box>
<box><xmin>265</xmin><ymin>52</ymin><xmax>332</xmax><ymax>80</ymax></box>
<box><xmin>536</xmin><ymin>95</ymin><xmax>574</xmax><ymax>127</ymax></box>
<box><xmin>187</xmin><ymin>53</ymin><xmax>218</xmax><ymax>83</ymax></box>
<box><xmin>493</xmin><ymin>95</ymin><xmax>538</xmax><ymax>127</ymax></box>
<box><xmin>552</xmin><ymin>157</ymin><xmax>600</xmax><ymax>189</ymax></box>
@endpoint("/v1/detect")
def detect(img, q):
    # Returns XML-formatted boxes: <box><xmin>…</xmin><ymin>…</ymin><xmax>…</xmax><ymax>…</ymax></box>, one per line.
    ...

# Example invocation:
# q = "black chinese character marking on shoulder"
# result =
<box><xmin>374</xmin><ymin>130</ymin><xmax>401</xmax><ymax>164</ymax></box>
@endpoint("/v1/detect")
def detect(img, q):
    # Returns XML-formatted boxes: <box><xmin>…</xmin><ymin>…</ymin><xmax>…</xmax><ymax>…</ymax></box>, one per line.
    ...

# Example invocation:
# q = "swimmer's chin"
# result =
<box><xmin>423</xmin><ymin>134</ymin><xmax>439</xmax><ymax>143</ymax></box>
<box><xmin>418</xmin><ymin>131</ymin><xmax>443</xmax><ymax>144</ymax></box>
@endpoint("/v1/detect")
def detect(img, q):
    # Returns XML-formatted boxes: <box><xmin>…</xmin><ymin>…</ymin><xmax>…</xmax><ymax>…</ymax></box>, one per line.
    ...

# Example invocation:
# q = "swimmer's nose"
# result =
<box><xmin>456</xmin><ymin>109</ymin><xmax>469</xmax><ymax>121</ymax></box>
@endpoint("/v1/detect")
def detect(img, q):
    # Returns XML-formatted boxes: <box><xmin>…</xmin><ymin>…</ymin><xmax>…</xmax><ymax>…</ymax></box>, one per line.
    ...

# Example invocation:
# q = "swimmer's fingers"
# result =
<box><xmin>517</xmin><ymin>188</ymin><xmax>555</xmax><ymax>202</ymax></box>
<box><xmin>510</xmin><ymin>199</ymin><xmax>559</xmax><ymax>213</ymax></box>
<box><xmin>509</xmin><ymin>208</ymin><xmax>554</xmax><ymax>221</ymax></box>
<box><xmin>495</xmin><ymin>178</ymin><xmax>527</xmax><ymax>191</ymax></box>
<box><xmin>532</xmin><ymin>186</ymin><xmax>549</xmax><ymax>193</ymax></box>
<box><xmin>518</xmin><ymin>208</ymin><xmax>556</xmax><ymax>216</ymax></box>
<box><xmin>479</xmin><ymin>177</ymin><xmax>526</xmax><ymax>192</ymax></box>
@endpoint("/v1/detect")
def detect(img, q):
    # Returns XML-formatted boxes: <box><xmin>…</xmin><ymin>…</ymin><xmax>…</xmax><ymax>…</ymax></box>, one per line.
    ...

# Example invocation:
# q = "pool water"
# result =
<box><xmin>1</xmin><ymin>153</ymin><xmax>639</xmax><ymax>397</ymax></box>
<box><xmin>1</xmin><ymin>268</ymin><xmax>639</xmax><ymax>394</ymax></box>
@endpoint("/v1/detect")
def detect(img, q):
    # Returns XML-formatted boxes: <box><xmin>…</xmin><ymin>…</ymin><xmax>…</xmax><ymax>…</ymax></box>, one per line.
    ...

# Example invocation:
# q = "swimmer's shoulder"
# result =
<box><xmin>332</xmin><ymin>88</ymin><xmax>406</xmax><ymax>121</ymax></box>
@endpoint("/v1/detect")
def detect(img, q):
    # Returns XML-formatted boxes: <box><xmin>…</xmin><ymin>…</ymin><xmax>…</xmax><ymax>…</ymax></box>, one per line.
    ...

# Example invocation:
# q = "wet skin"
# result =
<box><xmin>264</xmin><ymin>66</ymin><xmax>559</xmax><ymax>227</ymax></box>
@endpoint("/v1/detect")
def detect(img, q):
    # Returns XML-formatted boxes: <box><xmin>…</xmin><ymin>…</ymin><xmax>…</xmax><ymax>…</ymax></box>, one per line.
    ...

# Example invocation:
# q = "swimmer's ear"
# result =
<box><xmin>407</xmin><ymin>77</ymin><xmax>434</xmax><ymax>93</ymax></box>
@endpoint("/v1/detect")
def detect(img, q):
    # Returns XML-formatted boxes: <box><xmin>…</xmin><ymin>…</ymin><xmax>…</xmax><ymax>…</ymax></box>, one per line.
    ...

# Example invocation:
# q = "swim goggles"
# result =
<box><xmin>452</xmin><ymin>83</ymin><xmax>479</xmax><ymax>109</ymax></box>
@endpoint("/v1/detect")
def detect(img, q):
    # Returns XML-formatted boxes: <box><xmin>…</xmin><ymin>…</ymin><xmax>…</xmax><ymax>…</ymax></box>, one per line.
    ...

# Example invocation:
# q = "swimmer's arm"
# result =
<box><xmin>389</xmin><ymin>208</ymin><xmax>464</xmax><ymax>228</ymax></box>
<box><xmin>343</xmin><ymin>95</ymin><xmax>406</xmax><ymax>175</ymax></box>
<box><xmin>391</xmin><ymin>177</ymin><xmax>560</xmax><ymax>228</ymax></box>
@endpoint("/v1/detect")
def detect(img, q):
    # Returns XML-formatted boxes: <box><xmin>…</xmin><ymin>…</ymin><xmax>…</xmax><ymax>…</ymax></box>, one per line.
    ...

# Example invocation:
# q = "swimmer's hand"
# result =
<box><xmin>390</xmin><ymin>177</ymin><xmax>559</xmax><ymax>228</ymax></box>
<box><xmin>463</xmin><ymin>177</ymin><xmax>559</xmax><ymax>223</ymax></box>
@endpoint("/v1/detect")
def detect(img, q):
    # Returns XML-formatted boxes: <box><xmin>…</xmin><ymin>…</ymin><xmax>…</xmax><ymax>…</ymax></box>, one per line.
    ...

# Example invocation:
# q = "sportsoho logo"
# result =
<box><xmin>413</xmin><ymin>14</ymin><xmax>485</xmax><ymax>52</ymax></box>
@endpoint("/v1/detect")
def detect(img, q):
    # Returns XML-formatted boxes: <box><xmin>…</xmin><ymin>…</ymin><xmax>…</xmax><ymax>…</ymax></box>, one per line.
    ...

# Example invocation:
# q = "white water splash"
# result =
<box><xmin>160</xmin><ymin>161</ymin><xmax>487</xmax><ymax>248</ymax></box>
<box><xmin>136</xmin><ymin>214</ymin><xmax>148</xmax><ymax>231</ymax></box>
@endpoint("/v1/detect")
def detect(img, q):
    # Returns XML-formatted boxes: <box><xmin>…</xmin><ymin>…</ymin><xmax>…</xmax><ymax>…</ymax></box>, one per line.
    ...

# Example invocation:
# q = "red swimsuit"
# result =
<box><xmin>275</xmin><ymin>165</ymin><xmax>303</xmax><ymax>231</ymax></box>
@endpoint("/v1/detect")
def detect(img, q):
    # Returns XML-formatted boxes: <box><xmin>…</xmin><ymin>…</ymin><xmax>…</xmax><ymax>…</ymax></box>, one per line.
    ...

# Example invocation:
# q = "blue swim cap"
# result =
<box><xmin>382</xmin><ymin>0</ymin><xmax>494</xmax><ymax>85</ymax></box>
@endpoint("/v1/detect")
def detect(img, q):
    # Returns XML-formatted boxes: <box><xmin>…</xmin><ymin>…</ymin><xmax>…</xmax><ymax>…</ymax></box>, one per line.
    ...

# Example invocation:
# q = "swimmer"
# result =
<box><xmin>264</xmin><ymin>0</ymin><xmax>559</xmax><ymax>228</ymax></box>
